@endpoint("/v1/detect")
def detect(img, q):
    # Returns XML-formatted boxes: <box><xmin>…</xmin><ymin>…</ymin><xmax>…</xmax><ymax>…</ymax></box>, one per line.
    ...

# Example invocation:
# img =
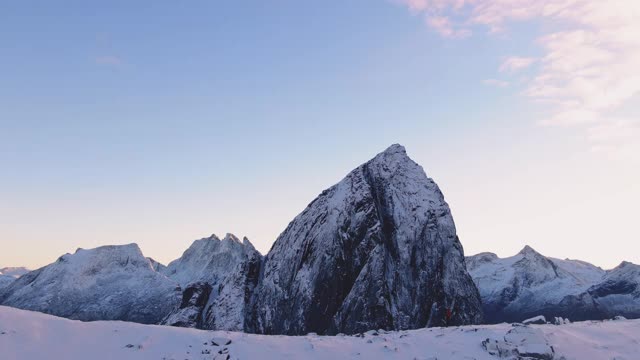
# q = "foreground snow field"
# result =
<box><xmin>1</xmin><ymin>306</ymin><xmax>639</xmax><ymax>359</ymax></box>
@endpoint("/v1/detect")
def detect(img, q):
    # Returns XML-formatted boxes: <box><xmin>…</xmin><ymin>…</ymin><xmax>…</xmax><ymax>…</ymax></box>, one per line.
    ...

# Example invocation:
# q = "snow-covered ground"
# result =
<box><xmin>1</xmin><ymin>306</ymin><xmax>638</xmax><ymax>360</ymax></box>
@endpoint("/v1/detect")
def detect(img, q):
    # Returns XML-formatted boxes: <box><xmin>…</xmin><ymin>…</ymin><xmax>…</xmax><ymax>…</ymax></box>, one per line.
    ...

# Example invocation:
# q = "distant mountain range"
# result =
<box><xmin>467</xmin><ymin>246</ymin><xmax>640</xmax><ymax>323</ymax></box>
<box><xmin>0</xmin><ymin>144</ymin><xmax>637</xmax><ymax>333</ymax></box>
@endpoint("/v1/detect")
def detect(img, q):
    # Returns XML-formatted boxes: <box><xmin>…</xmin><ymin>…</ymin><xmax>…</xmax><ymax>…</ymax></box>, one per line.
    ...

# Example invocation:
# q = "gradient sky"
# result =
<box><xmin>1</xmin><ymin>1</ymin><xmax>638</xmax><ymax>270</ymax></box>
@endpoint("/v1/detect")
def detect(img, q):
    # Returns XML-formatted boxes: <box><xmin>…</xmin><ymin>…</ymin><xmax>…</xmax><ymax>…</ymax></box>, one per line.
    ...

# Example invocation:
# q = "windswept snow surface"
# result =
<box><xmin>1</xmin><ymin>306</ymin><xmax>639</xmax><ymax>360</ymax></box>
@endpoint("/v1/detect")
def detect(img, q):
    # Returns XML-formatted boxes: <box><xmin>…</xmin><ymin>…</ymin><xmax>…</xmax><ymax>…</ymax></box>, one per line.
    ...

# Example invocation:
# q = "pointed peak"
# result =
<box><xmin>615</xmin><ymin>261</ymin><xmax>636</xmax><ymax>269</ymax></box>
<box><xmin>223</xmin><ymin>233</ymin><xmax>241</xmax><ymax>243</ymax></box>
<box><xmin>208</xmin><ymin>233</ymin><xmax>221</xmax><ymax>241</ymax></box>
<box><xmin>369</xmin><ymin>144</ymin><xmax>413</xmax><ymax>170</ymax></box>
<box><xmin>518</xmin><ymin>245</ymin><xmax>540</xmax><ymax>256</ymax></box>
<box><xmin>242</xmin><ymin>236</ymin><xmax>255</xmax><ymax>248</ymax></box>
<box><xmin>383</xmin><ymin>143</ymin><xmax>406</xmax><ymax>155</ymax></box>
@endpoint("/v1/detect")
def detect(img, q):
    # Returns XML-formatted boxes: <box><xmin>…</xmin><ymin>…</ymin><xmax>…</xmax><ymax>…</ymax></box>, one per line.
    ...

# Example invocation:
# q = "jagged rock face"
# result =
<box><xmin>161</xmin><ymin>282</ymin><xmax>212</xmax><ymax>328</ymax></box>
<box><xmin>467</xmin><ymin>246</ymin><xmax>608</xmax><ymax>323</ymax></box>
<box><xmin>0</xmin><ymin>244</ymin><xmax>181</xmax><ymax>324</ymax></box>
<box><xmin>161</xmin><ymin>234</ymin><xmax>262</xmax><ymax>331</ymax></box>
<box><xmin>248</xmin><ymin>144</ymin><xmax>482</xmax><ymax>335</ymax></box>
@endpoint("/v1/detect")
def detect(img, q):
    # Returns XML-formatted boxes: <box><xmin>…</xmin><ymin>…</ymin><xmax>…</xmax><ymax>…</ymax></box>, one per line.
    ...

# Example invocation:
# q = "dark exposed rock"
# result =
<box><xmin>161</xmin><ymin>282</ymin><xmax>212</xmax><ymax>328</ymax></box>
<box><xmin>161</xmin><ymin>234</ymin><xmax>262</xmax><ymax>330</ymax></box>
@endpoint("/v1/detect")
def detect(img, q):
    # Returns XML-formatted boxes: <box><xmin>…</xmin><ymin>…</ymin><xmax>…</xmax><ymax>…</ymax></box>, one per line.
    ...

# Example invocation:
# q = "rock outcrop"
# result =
<box><xmin>248</xmin><ymin>144</ymin><xmax>482</xmax><ymax>335</ymax></box>
<box><xmin>161</xmin><ymin>234</ymin><xmax>262</xmax><ymax>330</ymax></box>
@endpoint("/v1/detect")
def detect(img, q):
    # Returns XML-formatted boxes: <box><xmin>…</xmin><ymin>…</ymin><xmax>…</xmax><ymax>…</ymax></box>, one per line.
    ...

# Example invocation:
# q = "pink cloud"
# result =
<box><xmin>394</xmin><ymin>0</ymin><xmax>640</xmax><ymax>147</ymax></box>
<box><xmin>483</xmin><ymin>78</ymin><xmax>510</xmax><ymax>88</ymax></box>
<box><xmin>499</xmin><ymin>57</ymin><xmax>536</xmax><ymax>72</ymax></box>
<box><xmin>426</xmin><ymin>15</ymin><xmax>471</xmax><ymax>38</ymax></box>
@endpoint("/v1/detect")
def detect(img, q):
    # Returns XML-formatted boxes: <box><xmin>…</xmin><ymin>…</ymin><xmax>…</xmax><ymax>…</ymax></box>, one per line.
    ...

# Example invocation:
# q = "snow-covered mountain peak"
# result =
<box><xmin>242</xmin><ymin>236</ymin><xmax>257</xmax><ymax>251</ymax></box>
<box><xmin>380</xmin><ymin>143</ymin><xmax>406</xmax><ymax>156</ymax></box>
<box><xmin>223</xmin><ymin>233</ymin><xmax>240</xmax><ymax>243</ymax></box>
<box><xmin>615</xmin><ymin>261</ymin><xmax>637</xmax><ymax>270</ymax></box>
<box><xmin>162</xmin><ymin>233</ymin><xmax>261</xmax><ymax>287</ymax></box>
<box><xmin>466</xmin><ymin>247</ymin><xmax>611</xmax><ymax>323</ymax></box>
<box><xmin>250</xmin><ymin>144</ymin><xmax>481</xmax><ymax>335</ymax></box>
<box><xmin>366</xmin><ymin>143</ymin><xmax>421</xmax><ymax>178</ymax></box>
<box><xmin>53</xmin><ymin>243</ymin><xmax>153</xmax><ymax>272</ymax></box>
<box><xmin>0</xmin><ymin>244</ymin><xmax>180</xmax><ymax>324</ymax></box>
<box><xmin>466</xmin><ymin>252</ymin><xmax>498</xmax><ymax>271</ymax></box>
<box><xmin>517</xmin><ymin>245</ymin><xmax>541</xmax><ymax>257</ymax></box>
<box><xmin>160</xmin><ymin>233</ymin><xmax>263</xmax><ymax>330</ymax></box>
<box><xmin>606</xmin><ymin>261</ymin><xmax>640</xmax><ymax>278</ymax></box>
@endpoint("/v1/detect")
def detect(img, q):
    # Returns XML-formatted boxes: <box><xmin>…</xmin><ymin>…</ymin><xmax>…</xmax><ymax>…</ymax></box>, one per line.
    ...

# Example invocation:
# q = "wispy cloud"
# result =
<box><xmin>425</xmin><ymin>15</ymin><xmax>471</xmax><ymax>38</ymax></box>
<box><xmin>395</xmin><ymin>0</ymin><xmax>640</xmax><ymax>150</ymax></box>
<box><xmin>483</xmin><ymin>78</ymin><xmax>509</xmax><ymax>88</ymax></box>
<box><xmin>500</xmin><ymin>57</ymin><xmax>536</xmax><ymax>73</ymax></box>
<box><xmin>95</xmin><ymin>55</ymin><xmax>123</xmax><ymax>66</ymax></box>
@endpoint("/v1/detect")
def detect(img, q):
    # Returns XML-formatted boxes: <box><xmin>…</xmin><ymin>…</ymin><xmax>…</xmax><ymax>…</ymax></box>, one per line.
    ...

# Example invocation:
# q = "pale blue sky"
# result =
<box><xmin>1</xmin><ymin>1</ymin><xmax>638</xmax><ymax>269</ymax></box>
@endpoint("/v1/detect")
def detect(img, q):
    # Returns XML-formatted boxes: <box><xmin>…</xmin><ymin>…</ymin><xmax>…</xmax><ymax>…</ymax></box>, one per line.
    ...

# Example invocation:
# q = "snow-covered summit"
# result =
<box><xmin>162</xmin><ymin>233</ymin><xmax>260</xmax><ymax>287</ymax></box>
<box><xmin>249</xmin><ymin>144</ymin><xmax>482</xmax><ymax>335</ymax></box>
<box><xmin>0</xmin><ymin>243</ymin><xmax>180</xmax><ymax>324</ymax></box>
<box><xmin>466</xmin><ymin>246</ymin><xmax>620</xmax><ymax>323</ymax></box>
<box><xmin>160</xmin><ymin>233</ymin><xmax>262</xmax><ymax>331</ymax></box>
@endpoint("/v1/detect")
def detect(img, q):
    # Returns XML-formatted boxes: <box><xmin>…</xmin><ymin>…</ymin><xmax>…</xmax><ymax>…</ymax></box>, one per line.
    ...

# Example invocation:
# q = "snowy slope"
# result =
<box><xmin>0</xmin><ymin>267</ymin><xmax>29</xmax><ymax>278</ymax></box>
<box><xmin>0</xmin><ymin>275</ymin><xmax>15</xmax><ymax>293</ymax></box>
<box><xmin>161</xmin><ymin>233</ymin><xmax>262</xmax><ymax>331</ymax></box>
<box><xmin>0</xmin><ymin>267</ymin><xmax>30</xmax><ymax>292</ymax></box>
<box><xmin>465</xmin><ymin>246</ymin><xmax>640</xmax><ymax>323</ymax></box>
<box><xmin>250</xmin><ymin>144</ymin><xmax>481</xmax><ymax>335</ymax></box>
<box><xmin>0</xmin><ymin>244</ymin><xmax>181</xmax><ymax>324</ymax></box>
<box><xmin>1</xmin><ymin>305</ymin><xmax>639</xmax><ymax>360</ymax></box>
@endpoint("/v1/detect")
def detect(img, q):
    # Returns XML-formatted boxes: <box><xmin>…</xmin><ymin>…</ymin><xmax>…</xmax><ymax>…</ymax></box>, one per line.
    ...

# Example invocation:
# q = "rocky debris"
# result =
<box><xmin>523</xmin><ymin>316</ymin><xmax>547</xmax><ymax>325</ymax></box>
<box><xmin>483</xmin><ymin>325</ymin><xmax>555</xmax><ymax>359</ymax></box>
<box><xmin>248</xmin><ymin>144</ymin><xmax>482</xmax><ymax>335</ymax></box>
<box><xmin>552</xmin><ymin>317</ymin><xmax>570</xmax><ymax>325</ymax></box>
